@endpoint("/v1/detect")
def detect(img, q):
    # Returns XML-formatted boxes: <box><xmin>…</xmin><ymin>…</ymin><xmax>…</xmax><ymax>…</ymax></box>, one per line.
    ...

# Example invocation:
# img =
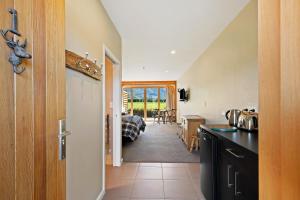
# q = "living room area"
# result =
<box><xmin>121</xmin><ymin>81</ymin><xmax>202</xmax><ymax>163</ymax></box>
<box><xmin>122</xmin><ymin>81</ymin><xmax>176</xmax><ymax>123</ymax></box>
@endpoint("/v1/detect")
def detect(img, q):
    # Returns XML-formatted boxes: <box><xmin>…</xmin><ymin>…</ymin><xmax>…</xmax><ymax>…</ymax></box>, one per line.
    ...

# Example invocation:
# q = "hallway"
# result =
<box><xmin>104</xmin><ymin>162</ymin><xmax>204</xmax><ymax>200</ymax></box>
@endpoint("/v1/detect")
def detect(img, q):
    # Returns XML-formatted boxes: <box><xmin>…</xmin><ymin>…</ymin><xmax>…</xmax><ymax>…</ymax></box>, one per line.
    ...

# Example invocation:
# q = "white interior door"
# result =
<box><xmin>66</xmin><ymin>69</ymin><xmax>103</xmax><ymax>200</ymax></box>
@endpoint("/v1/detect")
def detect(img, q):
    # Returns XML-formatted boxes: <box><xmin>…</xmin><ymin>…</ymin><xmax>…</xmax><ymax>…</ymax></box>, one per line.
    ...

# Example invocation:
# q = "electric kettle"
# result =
<box><xmin>225</xmin><ymin>109</ymin><xmax>241</xmax><ymax>127</ymax></box>
<box><xmin>237</xmin><ymin>109</ymin><xmax>258</xmax><ymax>132</ymax></box>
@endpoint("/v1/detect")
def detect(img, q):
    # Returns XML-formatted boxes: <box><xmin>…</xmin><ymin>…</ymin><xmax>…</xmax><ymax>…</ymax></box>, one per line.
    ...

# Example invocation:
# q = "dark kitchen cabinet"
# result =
<box><xmin>200</xmin><ymin>125</ymin><xmax>258</xmax><ymax>200</ymax></box>
<box><xmin>219</xmin><ymin>153</ymin><xmax>235</xmax><ymax>200</ymax></box>
<box><xmin>219</xmin><ymin>139</ymin><xmax>258</xmax><ymax>200</ymax></box>
<box><xmin>200</xmin><ymin>129</ymin><xmax>218</xmax><ymax>200</ymax></box>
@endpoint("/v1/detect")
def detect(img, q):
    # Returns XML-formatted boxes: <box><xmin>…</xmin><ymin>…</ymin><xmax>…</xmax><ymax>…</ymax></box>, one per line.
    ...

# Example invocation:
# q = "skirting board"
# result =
<box><xmin>96</xmin><ymin>189</ymin><xmax>105</xmax><ymax>200</ymax></box>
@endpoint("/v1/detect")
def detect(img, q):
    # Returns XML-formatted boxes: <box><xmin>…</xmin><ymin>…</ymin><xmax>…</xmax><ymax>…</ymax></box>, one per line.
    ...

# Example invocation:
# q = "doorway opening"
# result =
<box><xmin>102</xmin><ymin>46</ymin><xmax>122</xmax><ymax>195</ymax></box>
<box><xmin>119</xmin><ymin>81</ymin><xmax>199</xmax><ymax>163</ymax></box>
<box><xmin>105</xmin><ymin>56</ymin><xmax>114</xmax><ymax>165</ymax></box>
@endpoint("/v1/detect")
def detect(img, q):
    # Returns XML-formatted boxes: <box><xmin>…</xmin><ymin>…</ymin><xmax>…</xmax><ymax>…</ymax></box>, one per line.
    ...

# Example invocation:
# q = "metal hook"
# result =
<box><xmin>1</xmin><ymin>8</ymin><xmax>31</xmax><ymax>74</ymax></box>
<box><xmin>8</xmin><ymin>8</ymin><xmax>20</xmax><ymax>36</ymax></box>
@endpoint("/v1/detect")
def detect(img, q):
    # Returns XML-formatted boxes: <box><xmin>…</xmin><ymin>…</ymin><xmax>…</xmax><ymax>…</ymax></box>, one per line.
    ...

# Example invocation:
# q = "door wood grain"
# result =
<box><xmin>45</xmin><ymin>0</ymin><xmax>66</xmax><ymax>199</ymax></box>
<box><xmin>0</xmin><ymin>0</ymin><xmax>15</xmax><ymax>199</ymax></box>
<box><xmin>105</xmin><ymin>56</ymin><xmax>114</xmax><ymax>160</ymax></box>
<box><xmin>0</xmin><ymin>0</ymin><xmax>66</xmax><ymax>199</ymax></box>
<box><xmin>259</xmin><ymin>0</ymin><xmax>300</xmax><ymax>199</ymax></box>
<box><xmin>258</xmin><ymin>0</ymin><xmax>281</xmax><ymax>199</ymax></box>
<box><xmin>280</xmin><ymin>0</ymin><xmax>300</xmax><ymax>198</ymax></box>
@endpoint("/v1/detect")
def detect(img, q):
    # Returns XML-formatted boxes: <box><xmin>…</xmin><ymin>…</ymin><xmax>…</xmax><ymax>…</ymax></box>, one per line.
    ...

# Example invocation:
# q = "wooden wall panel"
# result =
<box><xmin>32</xmin><ymin>0</ymin><xmax>47</xmax><ymax>199</ymax></box>
<box><xmin>258</xmin><ymin>0</ymin><xmax>281</xmax><ymax>199</ymax></box>
<box><xmin>45</xmin><ymin>0</ymin><xmax>66</xmax><ymax>199</ymax></box>
<box><xmin>259</xmin><ymin>0</ymin><xmax>300</xmax><ymax>199</ymax></box>
<box><xmin>0</xmin><ymin>0</ymin><xmax>65</xmax><ymax>199</ymax></box>
<box><xmin>281</xmin><ymin>0</ymin><xmax>300</xmax><ymax>198</ymax></box>
<box><xmin>15</xmin><ymin>0</ymin><xmax>35</xmax><ymax>198</ymax></box>
<box><xmin>56</xmin><ymin>0</ymin><xmax>67</xmax><ymax>197</ymax></box>
<box><xmin>0</xmin><ymin>0</ymin><xmax>15</xmax><ymax>199</ymax></box>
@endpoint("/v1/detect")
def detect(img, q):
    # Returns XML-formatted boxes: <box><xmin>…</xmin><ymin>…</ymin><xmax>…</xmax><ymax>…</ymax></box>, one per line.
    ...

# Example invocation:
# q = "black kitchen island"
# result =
<box><xmin>199</xmin><ymin>124</ymin><xmax>258</xmax><ymax>200</ymax></box>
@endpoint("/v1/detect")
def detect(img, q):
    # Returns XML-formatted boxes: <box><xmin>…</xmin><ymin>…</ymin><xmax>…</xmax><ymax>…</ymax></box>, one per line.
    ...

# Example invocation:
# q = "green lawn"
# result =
<box><xmin>129</xmin><ymin>102</ymin><xmax>167</xmax><ymax>110</ymax></box>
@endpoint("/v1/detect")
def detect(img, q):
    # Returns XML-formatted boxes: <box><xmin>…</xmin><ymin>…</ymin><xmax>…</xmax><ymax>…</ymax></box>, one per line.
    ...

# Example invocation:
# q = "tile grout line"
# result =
<box><xmin>187</xmin><ymin>165</ymin><xmax>202</xmax><ymax>200</ymax></box>
<box><xmin>107</xmin><ymin>162</ymin><xmax>200</xmax><ymax>200</ymax></box>
<box><xmin>129</xmin><ymin>162</ymin><xmax>140</xmax><ymax>198</ymax></box>
<box><xmin>162</xmin><ymin>164</ymin><xmax>166</xmax><ymax>199</ymax></box>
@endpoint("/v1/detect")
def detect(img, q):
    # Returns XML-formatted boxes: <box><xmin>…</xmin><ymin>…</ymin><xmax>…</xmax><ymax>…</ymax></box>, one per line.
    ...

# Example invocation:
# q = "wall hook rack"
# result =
<box><xmin>65</xmin><ymin>50</ymin><xmax>102</xmax><ymax>80</ymax></box>
<box><xmin>0</xmin><ymin>8</ymin><xmax>32</xmax><ymax>74</ymax></box>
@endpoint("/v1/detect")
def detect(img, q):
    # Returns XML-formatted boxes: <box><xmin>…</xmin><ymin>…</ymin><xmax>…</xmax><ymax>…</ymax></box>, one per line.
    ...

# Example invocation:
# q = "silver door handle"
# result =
<box><xmin>58</xmin><ymin>130</ymin><xmax>72</xmax><ymax>138</ymax></box>
<box><xmin>227</xmin><ymin>165</ymin><xmax>234</xmax><ymax>188</ymax></box>
<box><xmin>58</xmin><ymin>119</ymin><xmax>71</xmax><ymax>160</ymax></box>
<box><xmin>235</xmin><ymin>171</ymin><xmax>242</xmax><ymax>196</ymax></box>
<box><xmin>226</xmin><ymin>149</ymin><xmax>245</xmax><ymax>159</ymax></box>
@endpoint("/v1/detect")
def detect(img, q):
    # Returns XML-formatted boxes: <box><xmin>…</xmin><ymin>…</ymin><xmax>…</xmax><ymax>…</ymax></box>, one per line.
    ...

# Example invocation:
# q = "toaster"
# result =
<box><xmin>237</xmin><ymin>110</ymin><xmax>258</xmax><ymax>132</ymax></box>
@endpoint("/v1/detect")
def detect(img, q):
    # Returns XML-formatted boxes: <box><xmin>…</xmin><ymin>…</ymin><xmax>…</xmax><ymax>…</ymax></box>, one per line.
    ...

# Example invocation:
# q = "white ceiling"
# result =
<box><xmin>101</xmin><ymin>0</ymin><xmax>250</xmax><ymax>81</ymax></box>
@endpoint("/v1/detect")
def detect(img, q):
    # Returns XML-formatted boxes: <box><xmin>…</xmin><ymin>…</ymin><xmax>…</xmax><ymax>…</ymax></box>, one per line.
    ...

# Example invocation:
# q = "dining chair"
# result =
<box><xmin>166</xmin><ymin>109</ymin><xmax>176</xmax><ymax>124</ymax></box>
<box><xmin>177</xmin><ymin>122</ymin><xmax>184</xmax><ymax>140</ymax></box>
<box><xmin>153</xmin><ymin>109</ymin><xmax>163</xmax><ymax>124</ymax></box>
<box><xmin>190</xmin><ymin>131</ymin><xmax>201</xmax><ymax>152</ymax></box>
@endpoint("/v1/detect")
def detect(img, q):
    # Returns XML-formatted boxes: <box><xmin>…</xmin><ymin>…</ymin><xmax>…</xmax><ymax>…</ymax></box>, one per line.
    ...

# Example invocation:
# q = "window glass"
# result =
<box><xmin>146</xmin><ymin>88</ymin><xmax>158</xmax><ymax>118</ymax></box>
<box><xmin>160</xmin><ymin>88</ymin><xmax>167</xmax><ymax>110</ymax></box>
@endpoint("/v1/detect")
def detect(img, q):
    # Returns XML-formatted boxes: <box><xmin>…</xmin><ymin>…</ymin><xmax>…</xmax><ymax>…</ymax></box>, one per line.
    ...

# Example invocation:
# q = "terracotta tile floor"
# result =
<box><xmin>104</xmin><ymin>162</ymin><xmax>205</xmax><ymax>200</ymax></box>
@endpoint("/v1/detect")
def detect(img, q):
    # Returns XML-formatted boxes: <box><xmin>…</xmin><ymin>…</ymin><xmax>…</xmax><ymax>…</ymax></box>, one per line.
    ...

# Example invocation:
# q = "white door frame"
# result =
<box><xmin>101</xmin><ymin>45</ymin><xmax>122</xmax><ymax>191</ymax></box>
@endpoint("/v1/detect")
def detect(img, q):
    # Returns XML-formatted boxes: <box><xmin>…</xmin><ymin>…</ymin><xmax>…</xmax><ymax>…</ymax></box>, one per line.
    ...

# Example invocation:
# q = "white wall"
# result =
<box><xmin>177</xmin><ymin>0</ymin><xmax>258</xmax><ymax>124</ymax></box>
<box><xmin>66</xmin><ymin>0</ymin><xmax>122</xmax><ymax>61</ymax></box>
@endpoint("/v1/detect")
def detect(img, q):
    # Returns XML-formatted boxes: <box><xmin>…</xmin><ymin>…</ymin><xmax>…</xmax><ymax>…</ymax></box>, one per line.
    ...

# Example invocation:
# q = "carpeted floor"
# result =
<box><xmin>122</xmin><ymin>123</ymin><xmax>200</xmax><ymax>163</ymax></box>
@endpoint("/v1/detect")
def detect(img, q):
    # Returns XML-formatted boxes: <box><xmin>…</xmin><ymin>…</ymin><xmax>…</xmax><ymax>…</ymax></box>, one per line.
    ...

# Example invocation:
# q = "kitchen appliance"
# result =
<box><xmin>199</xmin><ymin>127</ymin><xmax>218</xmax><ymax>200</ymax></box>
<box><xmin>225</xmin><ymin>109</ymin><xmax>241</xmax><ymax>127</ymax></box>
<box><xmin>237</xmin><ymin>109</ymin><xmax>258</xmax><ymax>131</ymax></box>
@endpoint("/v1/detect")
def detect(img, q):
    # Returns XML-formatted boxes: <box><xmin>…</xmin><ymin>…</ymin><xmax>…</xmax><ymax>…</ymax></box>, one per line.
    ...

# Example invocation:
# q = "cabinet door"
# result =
<box><xmin>200</xmin><ymin>131</ymin><xmax>217</xmax><ymax>200</ymax></box>
<box><xmin>234</xmin><ymin>156</ymin><xmax>258</xmax><ymax>200</ymax></box>
<box><xmin>220</xmin><ymin>140</ymin><xmax>258</xmax><ymax>200</ymax></box>
<box><xmin>219</xmin><ymin>153</ymin><xmax>235</xmax><ymax>200</ymax></box>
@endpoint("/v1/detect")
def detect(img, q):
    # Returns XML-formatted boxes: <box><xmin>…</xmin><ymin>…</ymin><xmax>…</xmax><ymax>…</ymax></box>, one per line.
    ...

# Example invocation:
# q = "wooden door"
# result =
<box><xmin>259</xmin><ymin>0</ymin><xmax>300</xmax><ymax>199</ymax></box>
<box><xmin>0</xmin><ymin>0</ymin><xmax>66</xmax><ymax>199</ymax></box>
<box><xmin>105</xmin><ymin>56</ymin><xmax>114</xmax><ymax>161</ymax></box>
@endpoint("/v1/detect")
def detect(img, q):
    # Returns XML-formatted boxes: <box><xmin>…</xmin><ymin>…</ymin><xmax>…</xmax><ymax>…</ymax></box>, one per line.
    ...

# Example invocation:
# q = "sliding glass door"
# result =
<box><xmin>146</xmin><ymin>88</ymin><xmax>159</xmax><ymax>119</ymax></box>
<box><xmin>122</xmin><ymin>84</ymin><xmax>175</xmax><ymax>120</ymax></box>
<box><xmin>160</xmin><ymin>88</ymin><xmax>167</xmax><ymax>110</ymax></box>
<box><xmin>132</xmin><ymin>88</ymin><xmax>145</xmax><ymax>117</ymax></box>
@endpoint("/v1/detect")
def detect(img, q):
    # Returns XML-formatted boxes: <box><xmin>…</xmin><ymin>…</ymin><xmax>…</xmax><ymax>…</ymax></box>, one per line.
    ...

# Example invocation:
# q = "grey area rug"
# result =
<box><xmin>122</xmin><ymin>123</ymin><xmax>200</xmax><ymax>163</ymax></box>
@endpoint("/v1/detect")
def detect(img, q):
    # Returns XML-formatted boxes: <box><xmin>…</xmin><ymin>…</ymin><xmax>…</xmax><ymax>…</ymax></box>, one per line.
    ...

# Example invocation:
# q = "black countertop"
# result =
<box><xmin>200</xmin><ymin>124</ymin><xmax>258</xmax><ymax>155</ymax></box>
